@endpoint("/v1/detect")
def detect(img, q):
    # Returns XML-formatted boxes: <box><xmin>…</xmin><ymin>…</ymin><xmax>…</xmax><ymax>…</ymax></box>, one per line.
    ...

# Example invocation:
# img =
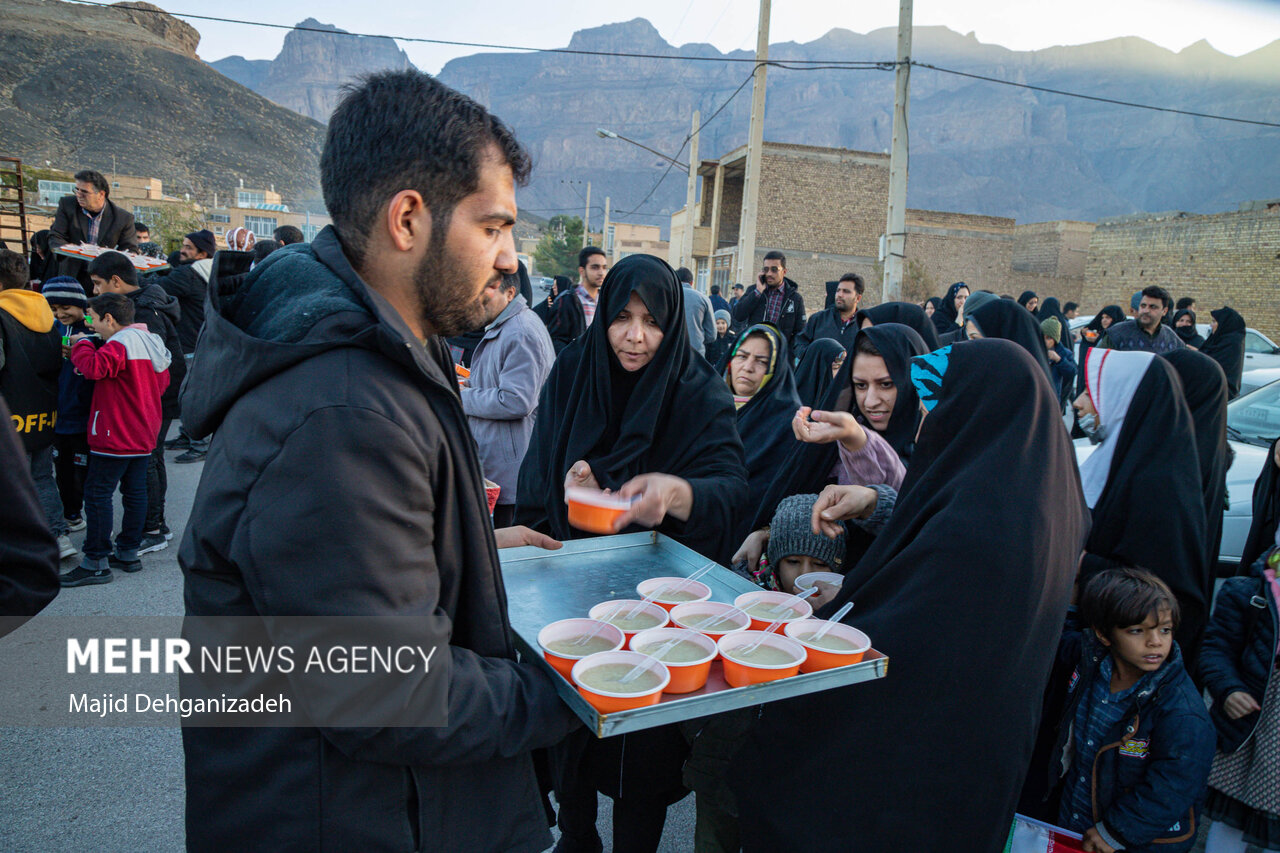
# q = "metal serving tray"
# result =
<box><xmin>501</xmin><ymin>532</ymin><xmax>888</xmax><ymax>737</ymax></box>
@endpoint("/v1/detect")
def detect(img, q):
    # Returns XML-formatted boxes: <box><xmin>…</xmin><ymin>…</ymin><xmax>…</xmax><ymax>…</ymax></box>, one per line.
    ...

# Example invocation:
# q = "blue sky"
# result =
<box><xmin>190</xmin><ymin>0</ymin><xmax>1280</xmax><ymax>71</ymax></box>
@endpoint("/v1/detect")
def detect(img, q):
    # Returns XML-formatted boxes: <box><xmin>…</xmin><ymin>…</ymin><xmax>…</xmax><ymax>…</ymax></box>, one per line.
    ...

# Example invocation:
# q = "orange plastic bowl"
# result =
<box><xmin>717</xmin><ymin>631</ymin><xmax>807</xmax><ymax>687</ymax></box>
<box><xmin>454</xmin><ymin>363</ymin><xmax>471</xmax><ymax>379</ymax></box>
<box><xmin>635</xmin><ymin>576</ymin><xmax>713</xmax><ymax>611</ymax></box>
<box><xmin>571</xmin><ymin>651</ymin><xmax>671</xmax><ymax>713</ymax></box>
<box><xmin>537</xmin><ymin>618</ymin><xmax>625</xmax><ymax>679</ymax></box>
<box><xmin>785</xmin><ymin>622</ymin><xmax>871</xmax><ymax>672</ymax></box>
<box><xmin>587</xmin><ymin>600</ymin><xmax>669</xmax><ymax>649</ymax></box>
<box><xmin>669</xmin><ymin>601</ymin><xmax>751</xmax><ymax>642</ymax></box>
<box><xmin>630</xmin><ymin>628</ymin><xmax>718</xmax><ymax>694</ymax></box>
<box><xmin>565</xmin><ymin>486</ymin><xmax>635</xmax><ymax>534</ymax></box>
<box><xmin>733</xmin><ymin>590</ymin><xmax>814</xmax><ymax>632</ymax></box>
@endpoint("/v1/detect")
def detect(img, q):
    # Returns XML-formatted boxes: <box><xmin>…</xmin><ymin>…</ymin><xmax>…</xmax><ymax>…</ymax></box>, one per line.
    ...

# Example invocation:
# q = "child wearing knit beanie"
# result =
<box><xmin>757</xmin><ymin>493</ymin><xmax>845</xmax><ymax>594</ymax></box>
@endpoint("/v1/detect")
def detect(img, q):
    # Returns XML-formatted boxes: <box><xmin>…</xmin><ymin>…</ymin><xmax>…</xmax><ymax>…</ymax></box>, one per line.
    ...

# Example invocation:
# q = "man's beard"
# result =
<box><xmin>413</xmin><ymin>238</ymin><xmax>495</xmax><ymax>338</ymax></box>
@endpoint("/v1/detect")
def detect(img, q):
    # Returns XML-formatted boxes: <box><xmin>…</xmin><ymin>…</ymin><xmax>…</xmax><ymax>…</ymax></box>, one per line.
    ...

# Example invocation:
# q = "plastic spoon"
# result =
<box><xmin>808</xmin><ymin>601</ymin><xmax>855</xmax><ymax>643</ymax></box>
<box><xmin>763</xmin><ymin>585</ymin><xmax>820</xmax><ymax>616</ymax></box>
<box><xmin>570</xmin><ymin>601</ymin><xmax>629</xmax><ymax>647</ymax></box>
<box><xmin>617</xmin><ymin>636</ymin><xmax>683</xmax><ymax>685</ymax></box>
<box><xmin>738</xmin><ymin>618</ymin><xmax>788</xmax><ymax>656</ymax></box>
<box><xmin>624</xmin><ymin>564</ymin><xmax>715</xmax><ymax>619</ymax></box>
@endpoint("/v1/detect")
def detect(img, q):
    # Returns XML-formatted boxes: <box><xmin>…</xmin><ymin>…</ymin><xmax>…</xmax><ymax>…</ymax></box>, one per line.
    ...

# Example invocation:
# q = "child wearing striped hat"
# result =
<box><xmin>43</xmin><ymin>277</ymin><xmax>94</xmax><ymax>534</ymax></box>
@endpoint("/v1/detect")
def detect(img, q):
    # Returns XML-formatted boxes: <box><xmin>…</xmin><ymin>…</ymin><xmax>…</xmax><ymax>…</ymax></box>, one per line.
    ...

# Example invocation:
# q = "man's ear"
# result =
<box><xmin>1093</xmin><ymin>627</ymin><xmax>1111</xmax><ymax>647</ymax></box>
<box><xmin>384</xmin><ymin>190</ymin><xmax>432</xmax><ymax>253</ymax></box>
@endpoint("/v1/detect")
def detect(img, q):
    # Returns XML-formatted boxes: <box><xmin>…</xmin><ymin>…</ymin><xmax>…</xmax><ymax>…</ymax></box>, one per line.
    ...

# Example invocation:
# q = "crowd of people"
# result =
<box><xmin>2</xmin><ymin>69</ymin><xmax>1278</xmax><ymax>853</ymax></box>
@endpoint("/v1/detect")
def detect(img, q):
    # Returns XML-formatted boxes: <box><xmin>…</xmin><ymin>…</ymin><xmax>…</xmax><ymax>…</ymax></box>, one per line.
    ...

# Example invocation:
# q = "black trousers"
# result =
<box><xmin>145</xmin><ymin>418</ymin><xmax>172</xmax><ymax>532</ymax></box>
<box><xmin>53</xmin><ymin>432</ymin><xmax>90</xmax><ymax>519</ymax></box>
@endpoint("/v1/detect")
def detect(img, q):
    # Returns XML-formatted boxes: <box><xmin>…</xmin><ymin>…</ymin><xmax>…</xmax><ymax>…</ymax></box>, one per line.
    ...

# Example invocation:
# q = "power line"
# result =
<box><xmin>63</xmin><ymin>0</ymin><xmax>888</xmax><ymax>67</ymax></box>
<box><xmin>66</xmin><ymin>0</ymin><xmax>1280</xmax><ymax>130</ymax></box>
<box><xmin>911</xmin><ymin>61</ymin><xmax>1280</xmax><ymax>129</ymax></box>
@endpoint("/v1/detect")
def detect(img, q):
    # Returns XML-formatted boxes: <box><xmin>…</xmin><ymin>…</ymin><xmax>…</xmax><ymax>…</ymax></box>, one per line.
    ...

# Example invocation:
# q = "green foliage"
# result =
<box><xmin>143</xmin><ymin>203</ymin><xmax>206</xmax><ymax>255</ymax></box>
<box><xmin>532</xmin><ymin>215</ymin><xmax>585</xmax><ymax>278</ymax></box>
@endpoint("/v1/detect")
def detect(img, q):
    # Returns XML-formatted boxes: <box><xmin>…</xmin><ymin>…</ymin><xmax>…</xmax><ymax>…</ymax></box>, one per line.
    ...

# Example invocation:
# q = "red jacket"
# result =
<box><xmin>70</xmin><ymin>325</ymin><xmax>171</xmax><ymax>456</ymax></box>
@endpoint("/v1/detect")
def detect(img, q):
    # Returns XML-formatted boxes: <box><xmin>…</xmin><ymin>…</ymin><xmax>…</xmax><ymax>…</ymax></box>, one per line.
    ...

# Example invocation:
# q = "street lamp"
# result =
<box><xmin>596</xmin><ymin>128</ymin><xmax>690</xmax><ymax>171</ymax></box>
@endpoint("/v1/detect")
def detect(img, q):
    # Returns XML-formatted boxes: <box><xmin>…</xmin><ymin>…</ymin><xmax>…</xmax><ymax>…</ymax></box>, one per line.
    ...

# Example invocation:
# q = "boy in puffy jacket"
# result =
<box><xmin>59</xmin><ymin>292</ymin><xmax>170</xmax><ymax>586</ymax></box>
<box><xmin>1046</xmin><ymin>568</ymin><xmax>1215</xmax><ymax>853</ymax></box>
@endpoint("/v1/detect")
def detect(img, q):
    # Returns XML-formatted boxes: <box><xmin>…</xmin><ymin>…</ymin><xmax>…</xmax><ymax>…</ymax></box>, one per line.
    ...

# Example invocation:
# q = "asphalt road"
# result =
<box><xmin>0</xmin><ymin>441</ymin><xmax>696</xmax><ymax>853</ymax></box>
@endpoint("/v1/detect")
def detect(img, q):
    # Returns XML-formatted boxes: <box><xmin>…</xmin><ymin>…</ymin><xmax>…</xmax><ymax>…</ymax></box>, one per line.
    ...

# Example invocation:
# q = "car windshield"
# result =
<box><xmin>1227</xmin><ymin>380</ymin><xmax>1280</xmax><ymax>446</ymax></box>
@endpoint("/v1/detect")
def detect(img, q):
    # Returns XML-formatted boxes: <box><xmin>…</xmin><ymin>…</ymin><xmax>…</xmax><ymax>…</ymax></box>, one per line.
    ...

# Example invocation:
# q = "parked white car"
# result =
<box><xmin>1074</xmin><ymin>377</ymin><xmax>1280</xmax><ymax>571</ymax></box>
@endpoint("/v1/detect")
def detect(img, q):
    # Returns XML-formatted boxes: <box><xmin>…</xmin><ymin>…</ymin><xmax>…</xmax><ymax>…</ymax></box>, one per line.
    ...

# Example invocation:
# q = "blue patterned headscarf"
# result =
<box><xmin>910</xmin><ymin>345</ymin><xmax>953</xmax><ymax>412</ymax></box>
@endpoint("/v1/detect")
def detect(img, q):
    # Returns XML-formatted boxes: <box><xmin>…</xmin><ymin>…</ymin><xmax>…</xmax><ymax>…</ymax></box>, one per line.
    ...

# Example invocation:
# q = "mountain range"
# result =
<box><xmin>0</xmin><ymin>0</ymin><xmax>326</xmax><ymax>208</ymax></box>
<box><xmin>5</xmin><ymin>3</ymin><xmax>1277</xmax><ymax>229</ymax></box>
<box><xmin>212</xmin><ymin>17</ymin><xmax>1280</xmax><ymax>228</ymax></box>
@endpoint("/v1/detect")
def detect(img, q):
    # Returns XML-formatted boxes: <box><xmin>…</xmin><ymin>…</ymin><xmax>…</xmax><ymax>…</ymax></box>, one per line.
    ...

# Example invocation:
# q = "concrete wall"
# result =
<box><xmin>1083</xmin><ymin>207</ymin><xmax>1280</xmax><ymax>338</ymax></box>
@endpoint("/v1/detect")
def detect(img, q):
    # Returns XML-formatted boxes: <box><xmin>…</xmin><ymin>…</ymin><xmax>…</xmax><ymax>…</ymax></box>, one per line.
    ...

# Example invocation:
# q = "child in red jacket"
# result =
<box><xmin>59</xmin><ymin>292</ymin><xmax>170</xmax><ymax>586</ymax></box>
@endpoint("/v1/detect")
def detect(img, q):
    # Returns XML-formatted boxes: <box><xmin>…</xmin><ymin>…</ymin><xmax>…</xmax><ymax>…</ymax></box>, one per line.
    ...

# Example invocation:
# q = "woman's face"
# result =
<box><xmin>729</xmin><ymin>334</ymin><xmax>773</xmax><ymax>397</ymax></box>
<box><xmin>852</xmin><ymin>352</ymin><xmax>896</xmax><ymax>432</ymax></box>
<box><xmin>923</xmin><ymin>301</ymin><xmax>935</xmax><ymax>317</ymax></box>
<box><xmin>830</xmin><ymin>350</ymin><xmax>846</xmax><ymax>377</ymax></box>
<box><xmin>953</xmin><ymin>288</ymin><xmax>969</xmax><ymax>313</ymax></box>
<box><xmin>965</xmin><ymin>320</ymin><xmax>983</xmax><ymax>340</ymax></box>
<box><xmin>1175</xmin><ymin>314</ymin><xmax>1193</xmax><ymax>329</ymax></box>
<box><xmin>607</xmin><ymin>291</ymin><xmax>664</xmax><ymax>372</ymax></box>
<box><xmin>1211</xmin><ymin>317</ymin><xmax>1219</xmax><ymax>334</ymax></box>
<box><xmin>1026</xmin><ymin>296</ymin><xmax>1039</xmax><ymax>313</ymax></box>
<box><xmin>1100</xmin><ymin>313</ymin><xmax>1114</xmax><ymax>329</ymax></box>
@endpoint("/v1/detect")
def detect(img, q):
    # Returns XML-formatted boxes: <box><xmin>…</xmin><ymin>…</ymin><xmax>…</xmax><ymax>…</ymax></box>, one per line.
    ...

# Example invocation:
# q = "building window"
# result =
<box><xmin>132</xmin><ymin>206</ymin><xmax>162</xmax><ymax>223</ymax></box>
<box><xmin>301</xmin><ymin>223</ymin><xmax>321</xmax><ymax>241</ymax></box>
<box><xmin>238</xmin><ymin>191</ymin><xmax>266</xmax><ymax>208</ymax></box>
<box><xmin>38</xmin><ymin>180</ymin><xmax>75</xmax><ymax>207</ymax></box>
<box><xmin>112</xmin><ymin>182</ymin><xmax>120</xmax><ymax>189</ymax></box>
<box><xmin>207</xmin><ymin>213</ymin><xmax>231</xmax><ymax>224</ymax></box>
<box><xmin>606</xmin><ymin>225</ymin><xmax>615</xmax><ymax>254</ymax></box>
<box><xmin>244</xmin><ymin>215</ymin><xmax>278</xmax><ymax>238</ymax></box>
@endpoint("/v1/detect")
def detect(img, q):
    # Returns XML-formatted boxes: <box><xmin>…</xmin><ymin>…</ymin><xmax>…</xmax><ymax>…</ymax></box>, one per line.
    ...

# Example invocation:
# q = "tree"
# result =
<box><xmin>143</xmin><ymin>203</ymin><xmax>206</xmax><ymax>255</ymax></box>
<box><xmin>532</xmin><ymin>215</ymin><xmax>584</xmax><ymax>278</ymax></box>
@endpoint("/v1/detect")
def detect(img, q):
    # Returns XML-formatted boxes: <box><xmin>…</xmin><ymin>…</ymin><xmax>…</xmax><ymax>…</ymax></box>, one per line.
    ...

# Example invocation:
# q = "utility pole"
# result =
<box><xmin>582</xmin><ymin>180</ymin><xmax>592</xmax><ymax>248</ymax></box>
<box><xmin>603</xmin><ymin>196</ymin><xmax>611</xmax><ymax>262</ymax></box>
<box><xmin>882</xmin><ymin>0</ymin><xmax>912</xmax><ymax>302</ymax></box>
<box><xmin>682</xmin><ymin>110</ymin><xmax>701</xmax><ymax>277</ymax></box>
<box><xmin>735</xmin><ymin>0</ymin><xmax>770</xmax><ymax>288</ymax></box>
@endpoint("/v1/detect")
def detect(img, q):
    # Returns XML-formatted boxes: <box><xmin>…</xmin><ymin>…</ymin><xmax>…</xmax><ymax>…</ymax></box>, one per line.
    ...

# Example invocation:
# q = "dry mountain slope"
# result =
<box><xmin>0</xmin><ymin>0</ymin><xmax>325</xmax><ymax>207</ymax></box>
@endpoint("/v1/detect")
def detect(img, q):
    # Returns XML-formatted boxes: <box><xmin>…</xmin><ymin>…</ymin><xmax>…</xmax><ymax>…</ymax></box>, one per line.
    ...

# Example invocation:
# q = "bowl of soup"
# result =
<box><xmin>669</xmin><ymin>601</ymin><xmax>751</xmax><ymax>642</ymax></box>
<box><xmin>784</xmin><ymin>622</ymin><xmax>872</xmax><ymax>672</ymax></box>
<box><xmin>793</xmin><ymin>571</ymin><xmax>844</xmax><ymax>593</ymax></box>
<box><xmin>537</xmin><ymin>618</ymin><xmax>626</xmax><ymax>679</ymax></box>
<box><xmin>571</xmin><ymin>651</ymin><xmax>671</xmax><ymax>713</ymax></box>
<box><xmin>588</xmin><ymin>600</ymin><xmax>670</xmax><ymax>648</ymax></box>
<box><xmin>566</xmin><ymin>486</ymin><xmax>636</xmax><ymax>534</ymax></box>
<box><xmin>716</xmin><ymin>631</ymin><xmax>807</xmax><ymax>687</ymax></box>
<box><xmin>629</xmin><ymin>627</ymin><xmax>718</xmax><ymax>694</ymax></box>
<box><xmin>733</xmin><ymin>591</ymin><xmax>814</xmax><ymax>632</ymax></box>
<box><xmin>635</xmin><ymin>576</ymin><xmax>713</xmax><ymax>611</ymax></box>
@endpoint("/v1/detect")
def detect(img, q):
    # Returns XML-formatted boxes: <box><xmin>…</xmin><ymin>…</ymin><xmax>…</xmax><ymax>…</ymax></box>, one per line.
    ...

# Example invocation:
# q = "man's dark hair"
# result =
<box><xmin>839</xmin><ymin>272</ymin><xmax>865</xmax><ymax>295</ymax></box>
<box><xmin>1063</xmin><ymin>302</ymin><xmax>1078</xmax><ymax>313</ymax></box>
<box><xmin>763</xmin><ymin>250</ymin><xmax>786</xmax><ymax>267</ymax></box>
<box><xmin>89</xmin><ymin>292</ymin><xmax>135</xmax><ymax>326</ymax></box>
<box><xmin>1080</xmin><ymin>567</ymin><xmax>1180</xmax><ymax>636</ymax></box>
<box><xmin>253</xmin><ymin>239</ymin><xmax>281</xmax><ymax>263</ymax></box>
<box><xmin>321</xmin><ymin>70</ymin><xmax>531</xmax><ymax>268</ymax></box>
<box><xmin>710</xmin><ymin>284</ymin><xmax>721</xmax><ymax>295</ymax></box>
<box><xmin>1175</xmin><ymin>297</ymin><xmax>1195</xmax><ymax>311</ymax></box>
<box><xmin>273</xmin><ymin>225</ymin><xmax>304</xmax><ymax>245</ymax></box>
<box><xmin>675</xmin><ymin>267</ymin><xmax>693</xmax><ymax>284</ymax></box>
<box><xmin>87</xmin><ymin>251</ymin><xmax>138</xmax><ymax>288</ymax></box>
<box><xmin>578</xmin><ymin>246</ymin><xmax>605</xmax><ymax>269</ymax></box>
<box><xmin>134</xmin><ymin>222</ymin><xmax>150</xmax><ymax>236</ymax></box>
<box><xmin>1140</xmin><ymin>285</ymin><xmax>1171</xmax><ymax>310</ymax></box>
<box><xmin>0</xmin><ymin>249</ymin><xmax>31</xmax><ymax>289</ymax></box>
<box><xmin>74</xmin><ymin>169</ymin><xmax>110</xmax><ymax>196</ymax></box>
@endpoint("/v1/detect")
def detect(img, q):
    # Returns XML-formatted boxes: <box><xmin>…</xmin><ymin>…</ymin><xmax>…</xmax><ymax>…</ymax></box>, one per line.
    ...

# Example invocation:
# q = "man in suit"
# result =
<box><xmin>48</xmin><ymin>169</ymin><xmax>138</xmax><ymax>291</ymax></box>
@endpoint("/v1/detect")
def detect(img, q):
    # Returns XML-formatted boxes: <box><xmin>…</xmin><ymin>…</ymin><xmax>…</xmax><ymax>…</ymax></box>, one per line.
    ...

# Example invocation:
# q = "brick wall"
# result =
<box><xmin>756</xmin><ymin>146</ymin><xmax>889</xmax><ymax>258</ymax></box>
<box><xmin>1014</xmin><ymin>221</ymin><xmax>1095</xmax><ymax>278</ymax></box>
<box><xmin>901</xmin><ymin>209</ymin><xmax>1016</xmax><ymax>303</ymax></box>
<box><xmin>1083</xmin><ymin>207</ymin><xmax>1280</xmax><ymax>339</ymax></box>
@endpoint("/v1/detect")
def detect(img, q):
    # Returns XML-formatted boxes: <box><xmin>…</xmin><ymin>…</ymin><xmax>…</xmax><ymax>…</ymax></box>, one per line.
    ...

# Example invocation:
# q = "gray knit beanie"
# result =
<box><xmin>767</xmin><ymin>493</ymin><xmax>845</xmax><ymax>571</ymax></box>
